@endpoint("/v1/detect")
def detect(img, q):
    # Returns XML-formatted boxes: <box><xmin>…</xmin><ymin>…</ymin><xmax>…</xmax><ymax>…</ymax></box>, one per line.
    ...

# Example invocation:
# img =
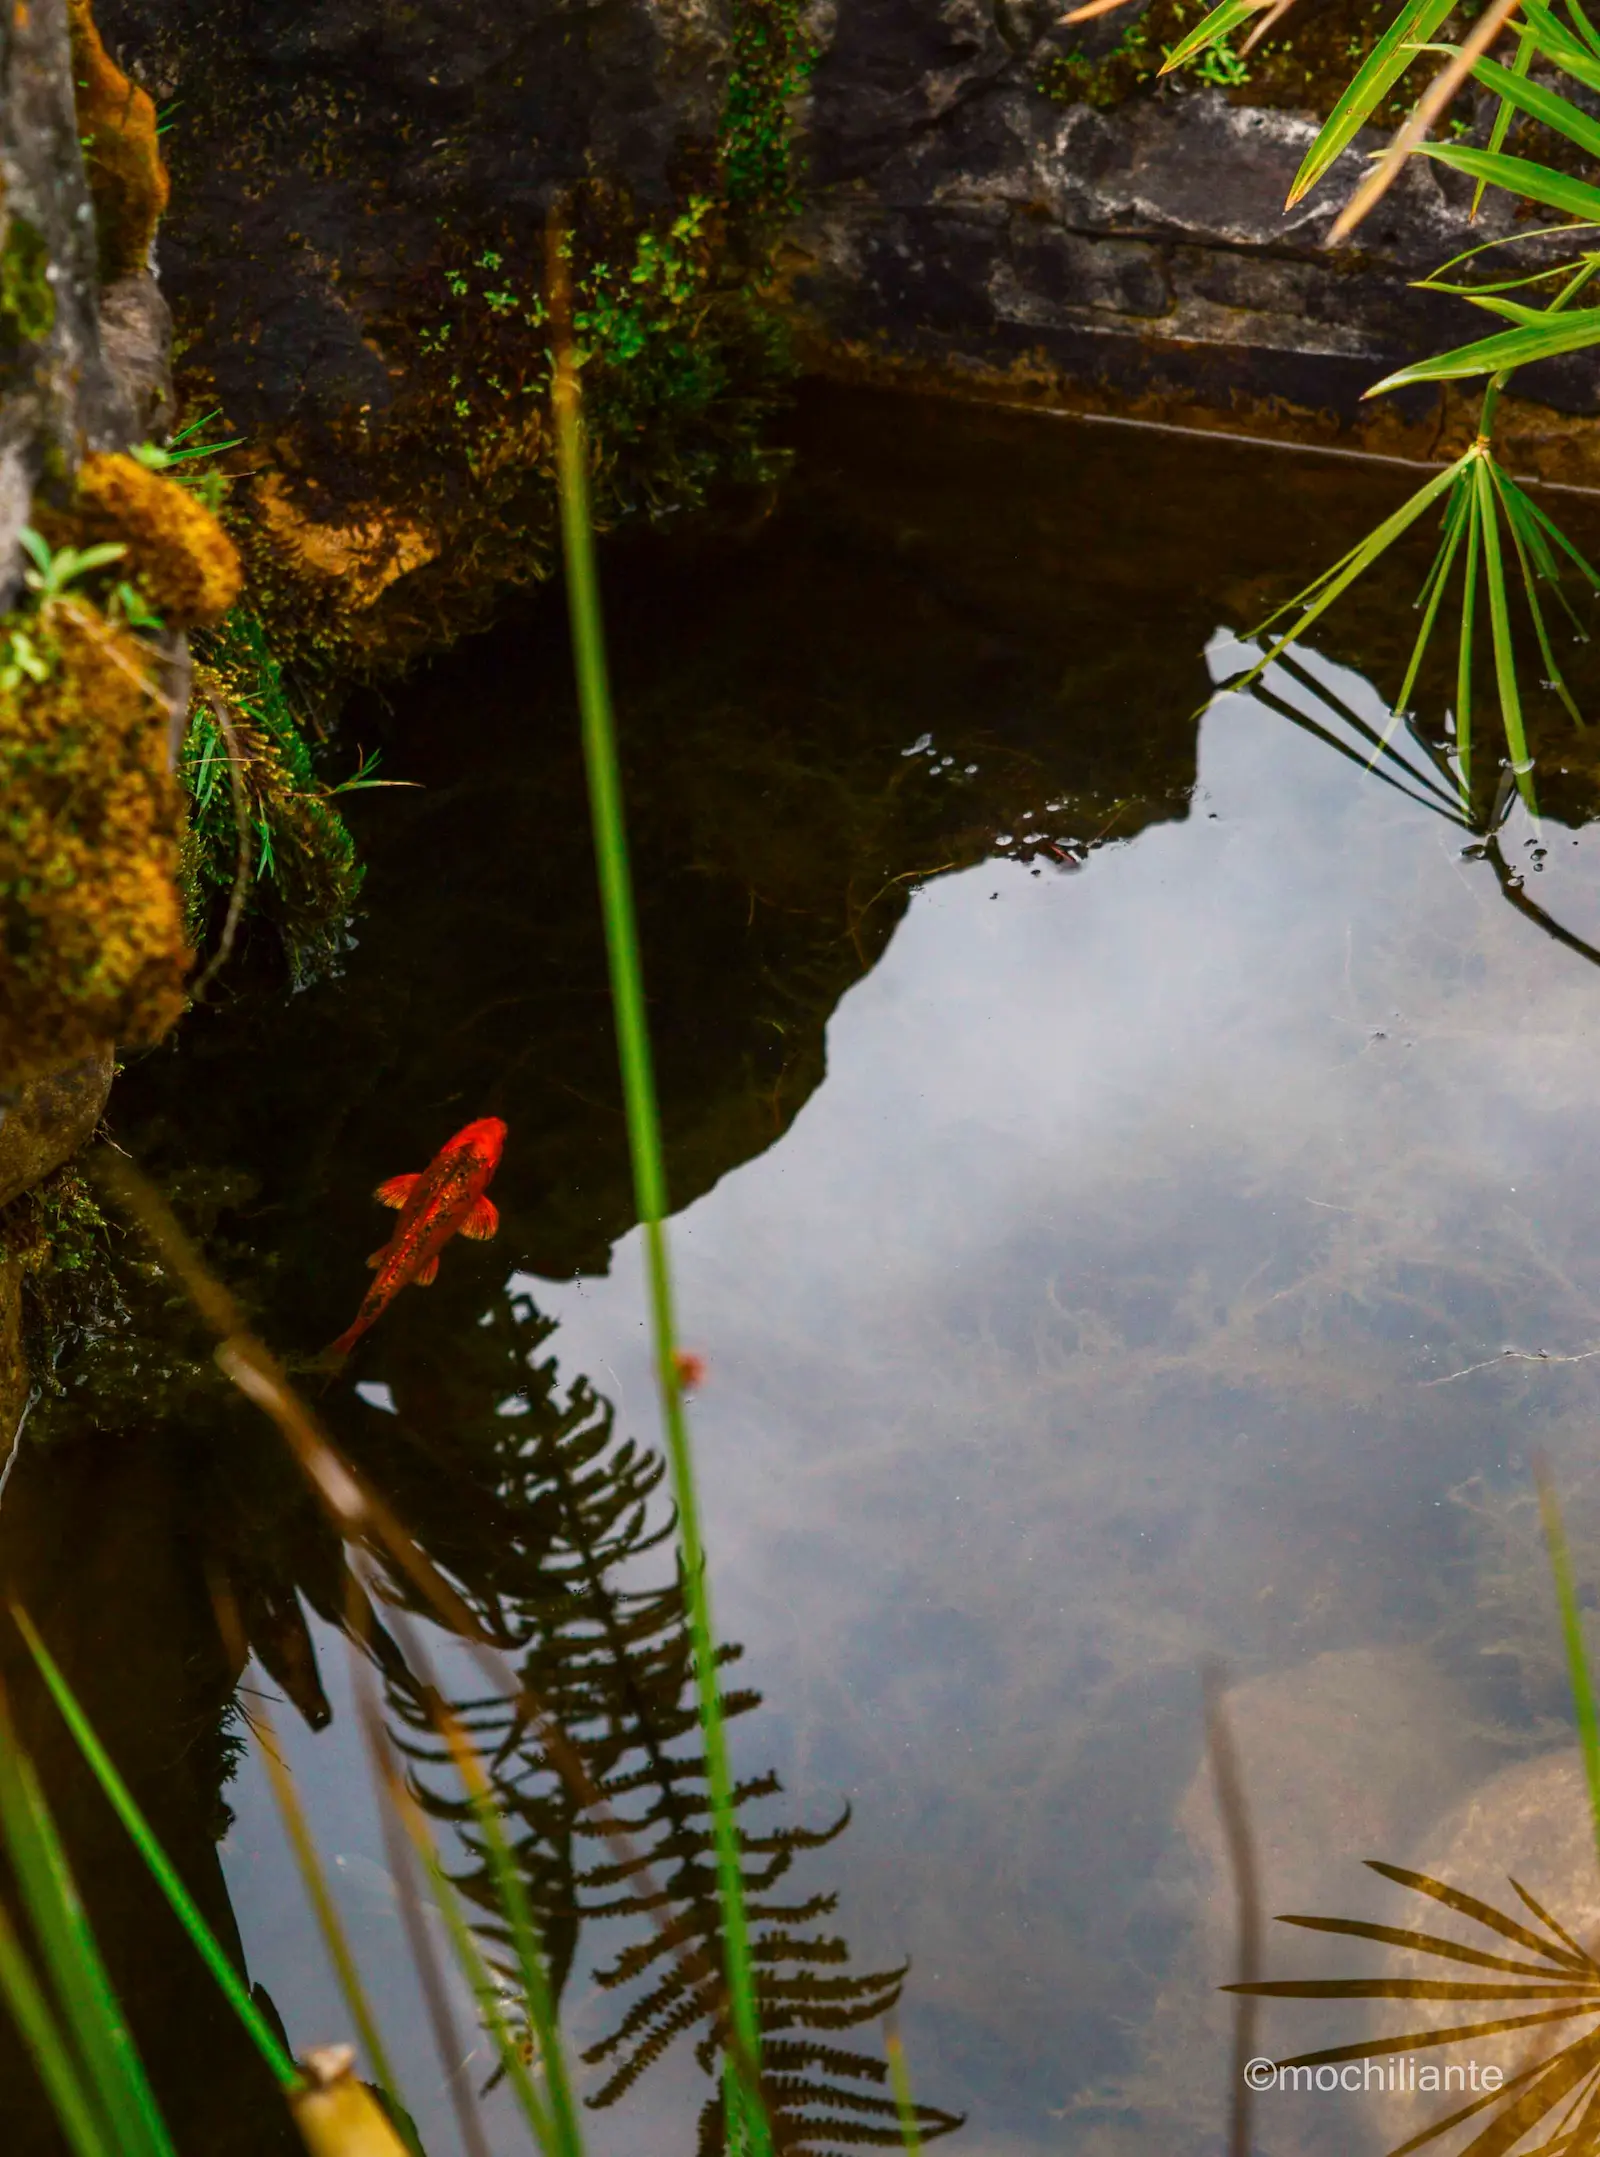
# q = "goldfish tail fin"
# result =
<box><xmin>318</xmin><ymin>1319</ymin><xmax>367</xmax><ymax>1367</ymax></box>
<box><xmin>374</xmin><ymin>1173</ymin><xmax>420</xmax><ymax>1209</ymax></box>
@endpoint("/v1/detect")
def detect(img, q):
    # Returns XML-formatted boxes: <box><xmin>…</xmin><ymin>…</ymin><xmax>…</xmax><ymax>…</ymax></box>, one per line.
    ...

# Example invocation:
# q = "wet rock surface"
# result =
<box><xmin>790</xmin><ymin>7</ymin><xmax>1600</xmax><ymax>425</ymax></box>
<box><xmin>1156</xmin><ymin>1646</ymin><xmax>1502</xmax><ymax>2155</ymax></box>
<box><xmin>93</xmin><ymin>0</ymin><xmax>731</xmax><ymax>446</ymax></box>
<box><xmin>1374</xmin><ymin>1750</ymin><xmax>1600</xmax><ymax>2150</ymax></box>
<box><xmin>0</xmin><ymin>0</ymin><xmax>152</xmax><ymax>582</ymax></box>
<box><xmin>0</xmin><ymin>1050</ymin><xmax>115</xmax><ymax>1210</ymax></box>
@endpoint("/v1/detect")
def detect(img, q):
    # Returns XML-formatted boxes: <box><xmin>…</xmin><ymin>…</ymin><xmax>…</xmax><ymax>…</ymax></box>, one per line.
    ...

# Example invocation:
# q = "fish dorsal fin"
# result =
<box><xmin>414</xmin><ymin>1256</ymin><xmax>440</xmax><ymax>1286</ymax></box>
<box><xmin>460</xmin><ymin>1195</ymin><xmax>500</xmax><ymax>1242</ymax></box>
<box><xmin>374</xmin><ymin>1173</ymin><xmax>420</xmax><ymax>1209</ymax></box>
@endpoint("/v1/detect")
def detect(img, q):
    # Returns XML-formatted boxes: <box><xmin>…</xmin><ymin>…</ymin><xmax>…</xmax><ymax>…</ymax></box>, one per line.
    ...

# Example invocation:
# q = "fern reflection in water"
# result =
<box><xmin>364</xmin><ymin>1287</ymin><xmax>960</xmax><ymax>2155</ymax></box>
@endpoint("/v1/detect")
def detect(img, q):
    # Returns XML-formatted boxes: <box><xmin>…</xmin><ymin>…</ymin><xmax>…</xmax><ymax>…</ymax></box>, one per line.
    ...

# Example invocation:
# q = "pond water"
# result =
<box><xmin>10</xmin><ymin>386</ymin><xmax>1600</xmax><ymax>2157</ymax></box>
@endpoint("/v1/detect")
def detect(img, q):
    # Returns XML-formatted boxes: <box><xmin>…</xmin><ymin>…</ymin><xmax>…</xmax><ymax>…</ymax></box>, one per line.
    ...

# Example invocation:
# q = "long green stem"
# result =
<box><xmin>1457</xmin><ymin>472</ymin><xmax>1483</xmax><ymax>796</ymax></box>
<box><xmin>0</xmin><ymin>1689</ymin><xmax>173</xmax><ymax>2157</ymax></box>
<box><xmin>12</xmin><ymin>1606</ymin><xmax>301</xmax><ymax>2094</ymax></box>
<box><xmin>547</xmin><ymin>226</ymin><xmax>768</xmax><ymax>2149</ymax></box>
<box><xmin>0</xmin><ymin>1896</ymin><xmax>112</xmax><ymax>2157</ymax></box>
<box><xmin>1535</xmin><ymin>1461</ymin><xmax>1600</xmax><ymax>1876</ymax></box>
<box><xmin>248</xmin><ymin>1693</ymin><xmax>416</xmax><ymax>2146</ymax></box>
<box><xmin>885</xmin><ymin>2022</ymin><xmax>924</xmax><ymax>2157</ymax></box>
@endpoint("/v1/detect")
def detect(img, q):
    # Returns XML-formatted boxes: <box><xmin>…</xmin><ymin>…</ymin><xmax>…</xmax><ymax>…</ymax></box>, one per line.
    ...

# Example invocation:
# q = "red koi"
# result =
<box><xmin>323</xmin><ymin>1116</ymin><xmax>506</xmax><ymax>1361</ymax></box>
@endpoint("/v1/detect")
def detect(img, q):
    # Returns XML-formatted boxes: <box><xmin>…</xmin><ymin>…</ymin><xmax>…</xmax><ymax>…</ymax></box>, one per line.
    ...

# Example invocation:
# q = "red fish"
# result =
<box><xmin>324</xmin><ymin>1116</ymin><xmax>506</xmax><ymax>1361</ymax></box>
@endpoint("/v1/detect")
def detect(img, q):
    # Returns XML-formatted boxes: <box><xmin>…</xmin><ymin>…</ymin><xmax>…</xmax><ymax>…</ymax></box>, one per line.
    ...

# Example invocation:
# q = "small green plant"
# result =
<box><xmin>1189</xmin><ymin>29</ymin><xmax>1252</xmax><ymax>83</ymax></box>
<box><xmin>183</xmin><ymin>610</ymin><xmax>376</xmax><ymax>982</ymax></box>
<box><xmin>17</xmin><ymin>529</ymin><xmax>127</xmax><ymax>606</ymax></box>
<box><xmin>131</xmin><ymin>411</ymin><xmax>244</xmax><ymax>516</ymax></box>
<box><xmin>1131</xmin><ymin>0</ymin><xmax>1600</xmax><ymax>807</ymax></box>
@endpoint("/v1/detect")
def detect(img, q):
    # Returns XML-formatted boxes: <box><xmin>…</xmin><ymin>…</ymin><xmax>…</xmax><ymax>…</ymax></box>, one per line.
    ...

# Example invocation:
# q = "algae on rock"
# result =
<box><xmin>0</xmin><ymin>453</ymin><xmax>240</xmax><ymax>1084</ymax></box>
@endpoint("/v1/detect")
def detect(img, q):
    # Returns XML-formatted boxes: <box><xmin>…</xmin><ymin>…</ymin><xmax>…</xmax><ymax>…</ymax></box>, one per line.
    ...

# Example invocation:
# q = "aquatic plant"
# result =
<box><xmin>1076</xmin><ymin>0</ymin><xmax>1600</xmax><ymax>813</ymax></box>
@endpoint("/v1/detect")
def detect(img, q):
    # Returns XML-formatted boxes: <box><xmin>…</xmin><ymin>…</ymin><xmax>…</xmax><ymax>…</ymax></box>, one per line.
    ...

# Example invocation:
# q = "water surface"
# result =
<box><xmin>12</xmin><ymin>389</ymin><xmax>1600</xmax><ymax>2157</ymax></box>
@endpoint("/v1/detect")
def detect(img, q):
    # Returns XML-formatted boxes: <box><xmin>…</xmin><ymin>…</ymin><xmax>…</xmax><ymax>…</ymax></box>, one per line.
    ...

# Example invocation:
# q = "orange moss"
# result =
<box><xmin>0</xmin><ymin>603</ymin><xmax>190</xmax><ymax>1085</ymax></box>
<box><xmin>68</xmin><ymin>0</ymin><xmax>169</xmax><ymax>282</ymax></box>
<box><xmin>70</xmin><ymin>453</ymin><xmax>242</xmax><ymax>624</ymax></box>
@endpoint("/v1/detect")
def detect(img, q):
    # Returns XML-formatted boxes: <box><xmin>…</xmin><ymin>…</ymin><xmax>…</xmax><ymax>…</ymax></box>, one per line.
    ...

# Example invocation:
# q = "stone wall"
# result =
<box><xmin>785</xmin><ymin>0</ymin><xmax>1600</xmax><ymax>457</ymax></box>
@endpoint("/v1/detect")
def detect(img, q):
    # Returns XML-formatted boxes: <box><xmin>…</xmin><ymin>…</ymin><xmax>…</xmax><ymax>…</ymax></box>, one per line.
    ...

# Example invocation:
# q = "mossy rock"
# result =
<box><xmin>0</xmin><ymin>603</ymin><xmax>190</xmax><ymax>1085</ymax></box>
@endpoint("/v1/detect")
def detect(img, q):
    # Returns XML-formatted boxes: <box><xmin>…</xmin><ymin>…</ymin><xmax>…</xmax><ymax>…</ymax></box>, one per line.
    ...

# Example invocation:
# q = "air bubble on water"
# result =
<box><xmin>965</xmin><ymin>764</ymin><xmax>978</xmax><ymax>774</ymax></box>
<box><xmin>901</xmin><ymin>732</ymin><xmax>933</xmax><ymax>757</ymax></box>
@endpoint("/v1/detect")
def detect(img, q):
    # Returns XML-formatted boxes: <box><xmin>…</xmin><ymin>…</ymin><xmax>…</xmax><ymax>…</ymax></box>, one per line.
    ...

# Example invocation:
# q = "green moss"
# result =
<box><xmin>721</xmin><ymin>0</ymin><xmax>817</xmax><ymax>222</ymax></box>
<box><xmin>1039</xmin><ymin>0</ymin><xmax>1482</xmax><ymax>118</ymax></box>
<box><xmin>0</xmin><ymin>217</ymin><xmax>55</xmax><ymax>347</ymax></box>
<box><xmin>0</xmin><ymin>569</ymin><xmax>190</xmax><ymax>1084</ymax></box>
<box><xmin>0</xmin><ymin>1165</ymin><xmax>127</xmax><ymax>1402</ymax></box>
<box><xmin>202</xmin><ymin>0</ymin><xmax>814</xmax><ymax>684</ymax></box>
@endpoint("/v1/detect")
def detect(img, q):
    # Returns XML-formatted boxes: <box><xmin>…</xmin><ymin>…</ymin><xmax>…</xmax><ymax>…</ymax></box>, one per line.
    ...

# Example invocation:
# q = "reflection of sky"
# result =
<box><xmin>227</xmin><ymin>673</ymin><xmax>1600</xmax><ymax>2156</ymax></box>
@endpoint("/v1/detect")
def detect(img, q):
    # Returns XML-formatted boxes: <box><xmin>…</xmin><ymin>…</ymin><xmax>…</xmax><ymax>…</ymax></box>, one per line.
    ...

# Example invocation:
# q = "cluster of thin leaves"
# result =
<box><xmin>1068</xmin><ymin>0</ymin><xmax>1600</xmax><ymax>798</ymax></box>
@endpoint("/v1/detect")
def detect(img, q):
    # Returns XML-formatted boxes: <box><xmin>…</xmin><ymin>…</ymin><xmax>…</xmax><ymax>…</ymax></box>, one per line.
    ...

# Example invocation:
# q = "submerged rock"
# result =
<box><xmin>1373</xmin><ymin>1749</ymin><xmax>1600</xmax><ymax>2151</ymax></box>
<box><xmin>0</xmin><ymin>1050</ymin><xmax>115</xmax><ymax>1209</ymax></box>
<box><xmin>1128</xmin><ymin>1646</ymin><xmax>1502</xmax><ymax>2155</ymax></box>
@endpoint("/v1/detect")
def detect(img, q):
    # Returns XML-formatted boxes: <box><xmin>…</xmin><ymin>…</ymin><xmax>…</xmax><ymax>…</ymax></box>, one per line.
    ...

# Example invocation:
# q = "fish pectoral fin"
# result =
<box><xmin>460</xmin><ymin>1195</ymin><xmax>500</xmax><ymax>1242</ymax></box>
<box><xmin>366</xmin><ymin>1249</ymin><xmax>388</xmax><ymax>1269</ymax></box>
<box><xmin>414</xmin><ymin>1256</ymin><xmax>441</xmax><ymax>1286</ymax></box>
<box><xmin>374</xmin><ymin>1173</ymin><xmax>420</xmax><ymax>1209</ymax></box>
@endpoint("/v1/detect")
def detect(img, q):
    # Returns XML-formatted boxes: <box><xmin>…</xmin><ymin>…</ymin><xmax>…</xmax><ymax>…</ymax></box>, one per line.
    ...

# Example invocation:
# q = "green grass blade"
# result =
<box><xmin>429</xmin><ymin>1701</ymin><xmax>583</xmax><ymax>2157</ymax></box>
<box><xmin>1416</xmin><ymin>212</ymin><xmax>1600</xmax><ymax>290</ymax></box>
<box><xmin>1496</xmin><ymin>469</ymin><xmax>1568</xmax><ymax>586</ymax></box>
<box><xmin>0</xmin><ymin>1691</ymin><xmax>174</xmax><ymax>2157</ymax></box>
<box><xmin>1470</xmin><ymin>52</ymin><xmax>1600</xmax><ymax>164</ymax></box>
<box><xmin>1536</xmin><ymin>1460</ymin><xmax>1600</xmax><ymax>1875</ymax></box>
<box><xmin>1522</xmin><ymin>486</ymin><xmax>1600</xmax><ymax>591</ymax></box>
<box><xmin>1368</xmin><ymin>299</ymin><xmax>1600</xmax><ymax>393</ymax></box>
<box><xmin>1476</xmin><ymin>457</ymin><xmax>1538</xmax><ymax>810</ymax></box>
<box><xmin>1234</xmin><ymin>457</ymin><xmax>1465</xmax><ymax>692</ymax></box>
<box><xmin>1394</xmin><ymin>475</ymin><xmax>1471</xmax><ymax>721</ymax></box>
<box><xmin>389</xmin><ymin>1781</ymin><xmax>557</xmax><ymax>2157</ymax></box>
<box><xmin>249</xmin><ymin>1696</ymin><xmax>416</xmax><ymax>2148</ymax></box>
<box><xmin>11</xmin><ymin>1606</ymin><xmax>301</xmax><ymax>2094</ymax></box>
<box><xmin>0</xmin><ymin>1896</ymin><xmax>113</xmax><ymax>2157</ymax></box>
<box><xmin>1475</xmin><ymin>32</ymin><xmax>1538</xmax><ymax>213</ymax></box>
<box><xmin>1569</xmin><ymin>0</ymin><xmax>1600</xmax><ymax>56</ymax></box>
<box><xmin>885</xmin><ymin>2021</ymin><xmax>924</xmax><ymax>2157</ymax></box>
<box><xmin>1287</xmin><ymin>0</ymin><xmax>1457</xmax><ymax>206</ymax></box>
<box><xmin>550</xmin><ymin>233</ymin><xmax>769</xmax><ymax>2153</ymax></box>
<box><xmin>1458</xmin><ymin>479</ymin><xmax>1482</xmax><ymax>794</ymax></box>
<box><xmin>1488</xmin><ymin>462</ymin><xmax>1586</xmax><ymax>724</ymax></box>
<box><xmin>1157</xmin><ymin>0</ymin><xmax>1274</xmax><ymax>75</ymax></box>
<box><xmin>1421</xmin><ymin>143</ymin><xmax>1600</xmax><ymax>224</ymax></box>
